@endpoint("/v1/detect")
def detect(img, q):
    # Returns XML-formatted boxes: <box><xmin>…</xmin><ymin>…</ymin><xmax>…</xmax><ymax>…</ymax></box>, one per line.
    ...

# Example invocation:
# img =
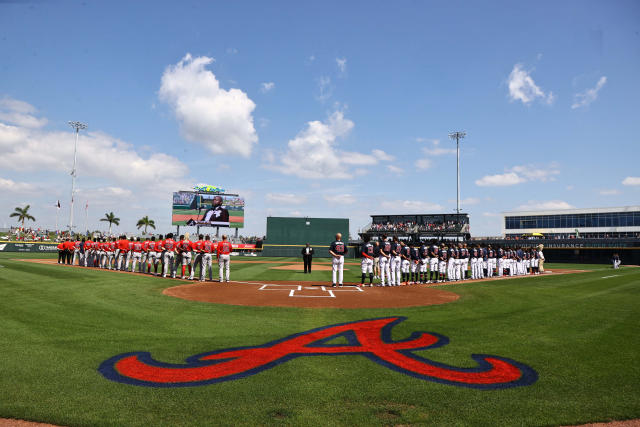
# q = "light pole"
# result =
<box><xmin>68</xmin><ymin>121</ymin><xmax>87</xmax><ymax>234</ymax></box>
<box><xmin>448</xmin><ymin>131</ymin><xmax>466</xmax><ymax>215</ymax></box>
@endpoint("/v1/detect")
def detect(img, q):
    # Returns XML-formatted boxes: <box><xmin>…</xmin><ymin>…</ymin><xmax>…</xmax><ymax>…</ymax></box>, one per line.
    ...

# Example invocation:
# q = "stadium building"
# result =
<box><xmin>502</xmin><ymin>206</ymin><xmax>640</xmax><ymax>239</ymax></box>
<box><xmin>359</xmin><ymin>213</ymin><xmax>470</xmax><ymax>241</ymax></box>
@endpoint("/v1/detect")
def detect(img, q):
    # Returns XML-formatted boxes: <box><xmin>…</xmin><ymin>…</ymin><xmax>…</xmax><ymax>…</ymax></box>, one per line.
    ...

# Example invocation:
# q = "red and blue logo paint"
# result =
<box><xmin>98</xmin><ymin>317</ymin><xmax>537</xmax><ymax>389</ymax></box>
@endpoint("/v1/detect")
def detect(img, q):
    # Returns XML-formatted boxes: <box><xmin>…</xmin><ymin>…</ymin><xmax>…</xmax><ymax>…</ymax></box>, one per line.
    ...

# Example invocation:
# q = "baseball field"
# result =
<box><xmin>0</xmin><ymin>253</ymin><xmax>639</xmax><ymax>426</ymax></box>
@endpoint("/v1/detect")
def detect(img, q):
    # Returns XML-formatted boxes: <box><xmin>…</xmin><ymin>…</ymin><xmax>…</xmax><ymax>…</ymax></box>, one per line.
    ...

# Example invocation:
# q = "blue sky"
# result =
<box><xmin>1</xmin><ymin>0</ymin><xmax>639</xmax><ymax>238</ymax></box>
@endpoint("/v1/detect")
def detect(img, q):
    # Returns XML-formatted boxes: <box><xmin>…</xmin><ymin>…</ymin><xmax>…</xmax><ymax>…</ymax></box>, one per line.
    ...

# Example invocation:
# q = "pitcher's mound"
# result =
<box><xmin>164</xmin><ymin>280</ymin><xmax>459</xmax><ymax>309</ymax></box>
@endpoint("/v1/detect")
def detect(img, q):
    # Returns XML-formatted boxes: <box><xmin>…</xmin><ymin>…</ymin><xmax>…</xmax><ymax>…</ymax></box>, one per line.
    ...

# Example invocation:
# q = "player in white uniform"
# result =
<box><xmin>329</xmin><ymin>233</ymin><xmax>347</xmax><ymax>287</ymax></box>
<box><xmin>378</xmin><ymin>237</ymin><xmax>392</xmax><ymax>286</ymax></box>
<box><xmin>360</xmin><ymin>236</ymin><xmax>375</xmax><ymax>287</ymax></box>
<box><xmin>429</xmin><ymin>242</ymin><xmax>439</xmax><ymax>283</ymax></box>
<box><xmin>390</xmin><ymin>237</ymin><xmax>402</xmax><ymax>286</ymax></box>
<box><xmin>419</xmin><ymin>242</ymin><xmax>429</xmax><ymax>284</ymax></box>
<box><xmin>400</xmin><ymin>242</ymin><xmax>411</xmax><ymax>285</ymax></box>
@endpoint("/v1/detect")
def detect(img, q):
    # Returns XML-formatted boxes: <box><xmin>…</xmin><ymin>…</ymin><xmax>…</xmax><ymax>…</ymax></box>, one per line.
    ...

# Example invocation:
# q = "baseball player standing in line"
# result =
<box><xmin>146</xmin><ymin>236</ymin><xmax>156</xmax><ymax>274</ymax></box>
<box><xmin>359</xmin><ymin>235</ymin><xmax>374</xmax><ymax>287</ymax></box>
<box><xmin>438</xmin><ymin>244</ymin><xmax>448</xmax><ymax>283</ymax></box>
<box><xmin>461</xmin><ymin>243</ymin><xmax>470</xmax><ymax>280</ymax></box>
<box><xmin>131</xmin><ymin>238</ymin><xmax>143</xmax><ymax>272</ymax></box>
<box><xmin>72</xmin><ymin>238</ymin><xmax>82</xmax><ymax>266</ymax></box>
<box><xmin>140</xmin><ymin>236</ymin><xmax>151</xmax><ymax>273</ymax></box>
<box><xmin>410</xmin><ymin>241</ymin><xmax>420</xmax><ymax>284</ymax></box>
<box><xmin>162</xmin><ymin>233</ymin><xmax>176</xmax><ymax>278</ymax></box>
<box><xmin>429</xmin><ymin>241</ymin><xmax>439</xmax><ymax>283</ymax></box>
<box><xmin>419</xmin><ymin>241</ymin><xmax>429</xmax><ymax>283</ymax></box>
<box><xmin>390</xmin><ymin>237</ymin><xmax>402</xmax><ymax>286</ymax></box>
<box><xmin>180</xmin><ymin>236</ymin><xmax>193</xmax><ymax>279</ymax></box>
<box><xmin>153</xmin><ymin>235</ymin><xmax>164</xmax><ymax>275</ymax></box>
<box><xmin>191</xmin><ymin>234</ymin><xmax>204</xmax><ymax>280</ymax></box>
<box><xmin>373</xmin><ymin>241</ymin><xmax>381</xmax><ymax>280</ymax></box>
<box><xmin>400</xmin><ymin>241</ymin><xmax>411</xmax><ymax>285</ymax></box>
<box><xmin>329</xmin><ymin>233</ymin><xmax>347</xmax><ymax>287</ymax></box>
<box><xmin>201</xmin><ymin>235</ymin><xmax>214</xmax><ymax>281</ymax></box>
<box><xmin>216</xmin><ymin>235</ymin><xmax>232</xmax><ymax>282</ymax></box>
<box><xmin>378</xmin><ymin>236</ymin><xmax>391</xmax><ymax>286</ymax></box>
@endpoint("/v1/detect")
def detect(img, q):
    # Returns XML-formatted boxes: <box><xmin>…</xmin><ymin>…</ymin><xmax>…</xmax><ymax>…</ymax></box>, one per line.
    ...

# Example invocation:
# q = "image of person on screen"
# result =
<box><xmin>201</xmin><ymin>195</ymin><xmax>230</xmax><ymax>226</ymax></box>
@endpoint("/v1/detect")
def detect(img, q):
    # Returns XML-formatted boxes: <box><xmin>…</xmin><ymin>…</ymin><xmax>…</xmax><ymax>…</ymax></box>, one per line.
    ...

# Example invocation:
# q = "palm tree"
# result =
<box><xmin>136</xmin><ymin>216</ymin><xmax>156</xmax><ymax>235</ymax></box>
<box><xmin>10</xmin><ymin>205</ymin><xmax>36</xmax><ymax>228</ymax></box>
<box><xmin>100</xmin><ymin>212</ymin><xmax>120</xmax><ymax>236</ymax></box>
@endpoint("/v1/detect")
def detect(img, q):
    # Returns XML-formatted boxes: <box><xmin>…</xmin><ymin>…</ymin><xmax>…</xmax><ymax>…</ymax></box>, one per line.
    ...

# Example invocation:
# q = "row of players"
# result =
<box><xmin>357</xmin><ymin>236</ymin><xmax>545</xmax><ymax>286</ymax></box>
<box><xmin>57</xmin><ymin>233</ymin><xmax>234</xmax><ymax>282</ymax></box>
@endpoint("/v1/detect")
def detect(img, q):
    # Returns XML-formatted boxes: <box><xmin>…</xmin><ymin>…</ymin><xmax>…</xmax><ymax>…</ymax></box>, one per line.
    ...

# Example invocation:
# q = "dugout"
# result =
<box><xmin>262</xmin><ymin>217</ymin><xmax>355</xmax><ymax>258</ymax></box>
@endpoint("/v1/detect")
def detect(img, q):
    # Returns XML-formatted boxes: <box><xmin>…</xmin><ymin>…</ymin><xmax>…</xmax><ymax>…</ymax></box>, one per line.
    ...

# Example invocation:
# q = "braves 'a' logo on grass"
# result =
<box><xmin>98</xmin><ymin>317</ymin><xmax>537</xmax><ymax>389</ymax></box>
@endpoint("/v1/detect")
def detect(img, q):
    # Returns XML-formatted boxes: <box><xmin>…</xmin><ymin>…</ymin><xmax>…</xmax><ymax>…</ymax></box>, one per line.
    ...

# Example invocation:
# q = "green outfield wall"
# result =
<box><xmin>262</xmin><ymin>217</ymin><xmax>353</xmax><ymax>258</ymax></box>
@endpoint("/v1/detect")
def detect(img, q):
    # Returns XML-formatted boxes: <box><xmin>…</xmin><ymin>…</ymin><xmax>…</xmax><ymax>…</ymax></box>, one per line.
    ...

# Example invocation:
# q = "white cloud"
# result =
<box><xmin>336</xmin><ymin>57</ymin><xmax>347</xmax><ymax>74</ymax></box>
<box><xmin>0</xmin><ymin>177</ymin><xmax>38</xmax><ymax>193</ymax></box>
<box><xmin>461</xmin><ymin>197</ymin><xmax>481</xmax><ymax>205</ymax></box>
<box><xmin>323</xmin><ymin>193</ymin><xmax>356</xmax><ymax>205</ymax></box>
<box><xmin>476</xmin><ymin>172</ymin><xmax>526</xmax><ymax>187</ymax></box>
<box><xmin>159</xmin><ymin>53</ymin><xmax>258</xmax><ymax>157</ymax></box>
<box><xmin>380</xmin><ymin>200</ymin><xmax>443</xmax><ymax>213</ymax></box>
<box><xmin>317</xmin><ymin>76</ymin><xmax>332</xmax><ymax>102</ymax></box>
<box><xmin>422</xmin><ymin>139</ymin><xmax>456</xmax><ymax>156</ymax></box>
<box><xmin>571</xmin><ymin>76</ymin><xmax>607</xmax><ymax>109</ymax></box>
<box><xmin>415</xmin><ymin>157</ymin><xmax>432</xmax><ymax>170</ymax></box>
<box><xmin>414</xmin><ymin>139</ymin><xmax>455</xmax><ymax>169</ymax></box>
<box><xmin>622</xmin><ymin>177</ymin><xmax>640</xmax><ymax>186</ymax></box>
<box><xmin>0</xmin><ymin>118</ymin><xmax>190</xmax><ymax>192</ymax></box>
<box><xmin>265</xmin><ymin>193</ymin><xmax>307</xmax><ymax>205</ymax></box>
<box><xmin>372</xmin><ymin>149</ymin><xmax>394</xmax><ymax>161</ymax></box>
<box><xmin>599</xmin><ymin>189</ymin><xmax>620</xmax><ymax>196</ymax></box>
<box><xmin>515</xmin><ymin>200</ymin><xmax>574</xmax><ymax>211</ymax></box>
<box><xmin>387</xmin><ymin>165</ymin><xmax>404</xmax><ymax>175</ymax></box>
<box><xmin>476</xmin><ymin>164</ymin><xmax>560</xmax><ymax>187</ymax></box>
<box><xmin>507</xmin><ymin>63</ymin><xmax>554</xmax><ymax>105</ymax></box>
<box><xmin>265</xmin><ymin>111</ymin><xmax>391</xmax><ymax>179</ymax></box>
<box><xmin>0</xmin><ymin>96</ymin><xmax>47</xmax><ymax>128</ymax></box>
<box><xmin>260</xmin><ymin>82</ymin><xmax>275</xmax><ymax>93</ymax></box>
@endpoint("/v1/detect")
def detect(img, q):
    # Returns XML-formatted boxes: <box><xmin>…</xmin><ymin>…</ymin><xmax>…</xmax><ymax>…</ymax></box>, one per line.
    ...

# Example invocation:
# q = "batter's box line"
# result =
<box><xmin>289</xmin><ymin>289</ymin><xmax>336</xmax><ymax>298</ymax></box>
<box><xmin>259</xmin><ymin>284</ymin><xmax>301</xmax><ymax>291</ymax></box>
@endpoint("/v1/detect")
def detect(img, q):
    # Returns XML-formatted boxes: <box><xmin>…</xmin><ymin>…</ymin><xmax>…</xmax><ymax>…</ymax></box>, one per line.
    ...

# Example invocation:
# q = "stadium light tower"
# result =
<box><xmin>448</xmin><ymin>131</ymin><xmax>466</xmax><ymax>215</ymax></box>
<box><xmin>68</xmin><ymin>121</ymin><xmax>87</xmax><ymax>233</ymax></box>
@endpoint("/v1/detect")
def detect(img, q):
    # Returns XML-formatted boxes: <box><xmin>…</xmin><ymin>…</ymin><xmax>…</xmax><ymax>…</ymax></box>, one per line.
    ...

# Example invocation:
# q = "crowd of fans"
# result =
<box><xmin>368</xmin><ymin>220</ymin><xmax>465</xmax><ymax>234</ymax></box>
<box><xmin>369</xmin><ymin>221</ymin><xmax>416</xmax><ymax>232</ymax></box>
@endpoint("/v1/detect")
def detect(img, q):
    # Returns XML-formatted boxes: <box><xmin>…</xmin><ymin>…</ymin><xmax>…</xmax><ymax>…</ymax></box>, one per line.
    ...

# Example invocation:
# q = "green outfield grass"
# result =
<box><xmin>0</xmin><ymin>253</ymin><xmax>638</xmax><ymax>426</ymax></box>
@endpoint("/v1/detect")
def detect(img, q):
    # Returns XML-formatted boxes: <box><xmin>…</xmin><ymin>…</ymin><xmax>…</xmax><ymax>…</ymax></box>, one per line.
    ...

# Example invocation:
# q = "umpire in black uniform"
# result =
<box><xmin>301</xmin><ymin>243</ymin><xmax>314</xmax><ymax>273</ymax></box>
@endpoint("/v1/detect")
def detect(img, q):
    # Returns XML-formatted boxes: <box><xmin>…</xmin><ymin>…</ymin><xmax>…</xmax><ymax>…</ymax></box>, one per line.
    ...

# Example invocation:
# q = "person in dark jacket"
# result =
<box><xmin>301</xmin><ymin>243</ymin><xmax>314</xmax><ymax>273</ymax></box>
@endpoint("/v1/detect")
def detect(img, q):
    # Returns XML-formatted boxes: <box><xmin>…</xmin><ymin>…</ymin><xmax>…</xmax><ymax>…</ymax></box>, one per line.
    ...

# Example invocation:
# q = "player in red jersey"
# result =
<box><xmin>178</xmin><ymin>236</ymin><xmax>193</xmax><ymax>279</ymax></box>
<box><xmin>131</xmin><ymin>237</ymin><xmax>143</xmax><ymax>272</ymax></box>
<box><xmin>72</xmin><ymin>238</ymin><xmax>82</xmax><ymax>266</ymax></box>
<box><xmin>141</xmin><ymin>237</ymin><xmax>151</xmax><ymax>273</ymax></box>
<box><xmin>154</xmin><ymin>235</ymin><xmax>165</xmax><ymax>276</ymax></box>
<box><xmin>117</xmin><ymin>235</ymin><xmax>129</xmax><ymax>271</ymax></box>
<box><xmin>190</xmin><ymin>235</ymin><xmax>204</xmax><ymax>280</ymax></box>
<box><xmin>201</xmin><ymin>235</ymin><xmax>214</xmax><ymax>281</ymax></box>
<box><xmin>216</xmin><ymin>235</ymin><xmax>232</xmax><ymax>282</ymax></box>
<box><xmin>83</xmin><ymin>238</ymin><xmax>93</xmax><ymax>267</ymax></box>
<box><xmin>57</xmin><ymin>241</ymin><xmax>65</xmax><ymax>264</ymax></box>
<box><xmin>162</xmin><ymin>233</ymin><xmax>176</xmax><ymax>278</ymax></box>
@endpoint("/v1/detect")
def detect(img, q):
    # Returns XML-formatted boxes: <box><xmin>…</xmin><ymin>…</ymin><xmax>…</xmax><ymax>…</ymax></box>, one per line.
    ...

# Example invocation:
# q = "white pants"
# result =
<box><xmin>219</xmin><ymin>254</ymin><xmax>230</xmax><ymax>281</ymax></box>
<box><xmin>447</xmin><ymin>258</ymin><xmax>456</xmax><ymax>281</ymax></box>
<box><xmin>411</xmin><ymin>260</ymin><xmax>419</xmax><ymax>274</ymax></box>
<box><xmin>454</xmin><ymin>259</ymin><xmax>462</xmax><ymax>281</ymax></box>
<box><xmin>332</xmin><ymin>255</ymin><xmax>344</xmax><ymax>285</ymax></box>
<box><xmin>390</xmin><ymin>256</ymin><xmax>401</xmax><ymax>285</ymax></box>
<box><xmin>420</xmin><ymin>259</ymin><xmax>428</xmax><ymax>273</ymax></box>
<box><xmin>430</xmin><ymin>257</ymin><xmax>438</xmax><ymax>273</ymax></box>
<box><xmin>613</xmin><ymin>260</ymin><xmax>621</xmax><ymax>269</ymax></box>
<box><xmin>401</xmin><ymin>259</ymin><xmax>410</xmax><ymax>274</ymax></box>
<box><xmin>163</xmin><ymin>251</ymin><xmax>175</xmax><ymax>277</ymax></box>
<box><xmin>131</xmin><ymin>252</ymin><xmax>142</xmax><ymax>272</ymax></box>
<box><xmin>202</xmin><ymin>253</ymin><xmax>213</xmax><ymax>280</ymax></box>
<box><xmin>497</xmin><ymin>258</ymin><xmax>504</xmax><ymax>277</ymax></box>
<box><xmin>361</xmin><ymin>257</ymin><xmax>373</xmax><ymax>274</ymax></box>
<box><xmin>379</xmin><ymin>256</ymin><xmax>390</xmax><ymax>285</ymax></box>
<box><xmin>438</xmin><ymin>261</ymin><xmax>447</xmax><ymax>277</ymax></box>
<box><xmin>488</xmin><ymin>259</ymin><xmax>496</xmax><ymax>277</ymax></box>
<box><xmin>191</xmin><ymin>253</ymin><xmax>202</xmax><ymax>279</ymax></box>
<box><xmin>462</xmin><ymin>258</ymin><xmax>469</xmax><ymax>279</ymax></box>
